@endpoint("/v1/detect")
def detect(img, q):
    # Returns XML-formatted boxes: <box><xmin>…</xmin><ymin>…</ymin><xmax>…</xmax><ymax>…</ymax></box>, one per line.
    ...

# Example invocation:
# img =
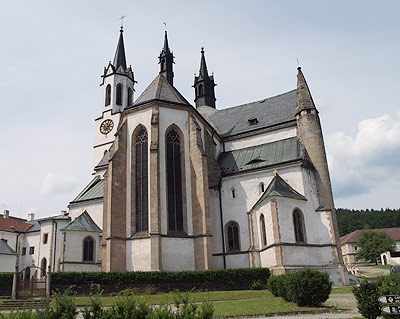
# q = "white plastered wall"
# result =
<box><xmin>0</xmin><ymin>254</ymin><xmax>16</xmax><ymax>272</ymax></box>
<box><xmin>161</xmin><ymin>237</ymin><xmax>195</xmax><ymax>271</ymax></box>
<box><xmin>127</xmin><ymin>238</ymin><xmax>151</xmax><ymax>271</ymax></box>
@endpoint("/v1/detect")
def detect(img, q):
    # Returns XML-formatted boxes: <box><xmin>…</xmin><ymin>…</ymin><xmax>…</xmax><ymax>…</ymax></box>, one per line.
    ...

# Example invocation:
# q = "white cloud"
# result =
<box><xmin>40</xmin><ymin>173</ymin><xmax>77</xmax><ymax>196</ymax></box>
<box><xmin>326</xmin><ymin>112</ymin><xmax>400</xmax><ymax>200</ymax></box>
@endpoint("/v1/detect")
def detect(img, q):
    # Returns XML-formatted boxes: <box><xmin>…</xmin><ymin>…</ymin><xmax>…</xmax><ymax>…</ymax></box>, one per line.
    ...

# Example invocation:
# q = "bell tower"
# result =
<box><xmin>93</xmin><ymin>27</ymin><xmax>136</xmax><ymax>170</ymax></box>
<box><xmin>193</xmin><ymin>47</ymin><xmax>216</xmax><ymax>108</ymax></box>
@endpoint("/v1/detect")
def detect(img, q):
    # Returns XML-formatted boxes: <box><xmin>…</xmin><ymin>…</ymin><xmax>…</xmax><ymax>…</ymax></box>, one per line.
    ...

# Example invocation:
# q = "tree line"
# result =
<box><xmin>336</xmin><ymin>208</ymin><xmax>400</xmax><ymax>237</ymax></box>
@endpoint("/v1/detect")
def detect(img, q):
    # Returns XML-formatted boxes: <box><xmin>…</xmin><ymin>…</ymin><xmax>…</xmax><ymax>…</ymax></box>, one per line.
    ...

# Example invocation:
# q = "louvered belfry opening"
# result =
<box><xmin>166</xmin><ymin>129</ymin><xmax>183</xmax><ymax>231</ymax></box>
<box><xmin>135</xmin><ymin>128</ymin><xmax>149</xmax><ymax>233</ymax></box>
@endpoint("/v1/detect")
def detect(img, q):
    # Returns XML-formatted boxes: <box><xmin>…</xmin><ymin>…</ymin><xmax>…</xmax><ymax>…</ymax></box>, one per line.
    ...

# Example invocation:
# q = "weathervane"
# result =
<box><xmin>163</xmin><ymin>22</ymin><xmax>167</xmax><ymax>31</ymax></box>
<box><xmin>119</xmin><ymin>14</ymin><xmax>126</xmax><ymax>29</ymax></box>
<box><xmin>296</xmin><ymin>57</ymin><xmax>300</xmax><ymax>67</ymax></box>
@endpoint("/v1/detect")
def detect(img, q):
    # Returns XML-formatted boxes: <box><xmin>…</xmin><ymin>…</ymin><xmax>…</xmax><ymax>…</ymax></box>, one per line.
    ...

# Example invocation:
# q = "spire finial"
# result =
<box><xmin>201</xmin><ymin>41</ymin><xmax>204</xmax><ymax>51</ymax></box>
<box><xmin>273</xmin><ymin>169</ymin><xmax>278</xmax><ymax>176</ymax></box>
<box><xmin>163</xmin><ymin>21</ymin><xmax>167</xmax><ymax>31</ymax></box>
<box><xmin>119</xmin><ymin>14</ymin><xmax>126</xmax><ymax>30</ymax></box>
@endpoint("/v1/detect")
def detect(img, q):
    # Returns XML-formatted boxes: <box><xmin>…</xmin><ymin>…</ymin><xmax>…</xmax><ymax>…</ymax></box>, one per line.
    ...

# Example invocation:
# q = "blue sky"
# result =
<box><xmin>1</xmin><ymin>1</ymin><xmax>399</xmax><ymax>218</ymax></box>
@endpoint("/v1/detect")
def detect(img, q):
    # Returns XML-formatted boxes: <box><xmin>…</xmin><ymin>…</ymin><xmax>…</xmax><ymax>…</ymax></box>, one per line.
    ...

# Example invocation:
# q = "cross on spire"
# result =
<box><xmin>119</xmin><ymin>14</ymin><xmax>126</xmax><ymax>29</ymax></box>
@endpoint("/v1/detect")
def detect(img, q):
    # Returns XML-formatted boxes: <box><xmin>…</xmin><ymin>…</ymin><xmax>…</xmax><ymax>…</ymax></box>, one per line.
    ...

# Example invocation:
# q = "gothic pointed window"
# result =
<box><xmin>198</xmin><ymin>84</ymin><xmax>204</xmax><ymax>96</ymax></box>
<box><xmin>105</xmin><ymin>84</ymin><xmax>111</xmax><ymax>106</ymax></box>
<box><xmin>226</xmin><ymin>221</ymin><xmax>240</xmax><ymax>252</ymax></box>
<box><xmin>293</xmin><ymin>209</ymin><xmax>306</xmax><ymax>243</ymax></box>
<box><xmin>127</xmin><ymin>87</ymin><xmax>133</xmax><ymax>106</ymax></box>
<box><xmin>260</xmin><ymin>182</ymin><xmax>265</xmax><ymax>193</ymax></box>
<box><xmin>116</xmin><ymin>84</ymin><xmax>123</xmax><ymax>106</ymax></box>
<box><xmin>135</xmin><ymin>128</ymin><xmax>148</xmax><ymax>233</ymax></box>
<box><xmin>83</xmin><ymin>236</ymin><xmax>94</xmax><ymax>261</ymax></box>
<box><xmin>260</xmin><ymin>214</ymin><xmax>267</xmax><ymax>246</ymax></box>
<box><xmin>166</xmin><ymin>129</ymin><xmax>183</xmax><ymax>231</ymax></box>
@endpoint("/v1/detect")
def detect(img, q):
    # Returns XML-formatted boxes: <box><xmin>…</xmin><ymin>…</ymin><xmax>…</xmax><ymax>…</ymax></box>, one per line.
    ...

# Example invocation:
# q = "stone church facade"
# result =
<box><xmin>63</xmin><ymin>27</ymin><xmax>348</xmax><ymax>286</ymax></box>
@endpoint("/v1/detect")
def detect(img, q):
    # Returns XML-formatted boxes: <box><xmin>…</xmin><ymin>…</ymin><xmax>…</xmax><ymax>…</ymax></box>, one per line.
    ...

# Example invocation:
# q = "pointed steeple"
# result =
<box><xmin>193</xmin><ymin>47</ymin><xmax>216</xmax><ymax>108</ymax></box>
<box><xmin>158</xmin><ymin>31</ymin><xmax>174</xmax><ymax>86</ymax></box>
<box><xmin>295</xmin><ymin>67</ymin><xmax>317</xmax><ymax>115</ymax></box>
<box><xmin>113</xmin><ymin>27</ymin><xmax>127</xmax><ymax>70</ymax></box>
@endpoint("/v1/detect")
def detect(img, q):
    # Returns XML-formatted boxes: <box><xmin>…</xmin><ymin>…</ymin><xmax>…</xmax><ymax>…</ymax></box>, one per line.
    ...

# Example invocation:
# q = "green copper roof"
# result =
<box><xmin>61</xmin><ymin>211</ymin><xmax>101</xmax><ymax>232</ymax></box>
<box><xmin>70</xmin><ymin>176</ymin><xmax>103</xmax><ymax>204</ymax></box>
<box><xmin>252</xmin><ymin>174</ymin><xmax>307</xmax><ymax>211</ymax></box>
<box><xmin>218</xmin><ymin>137</ymin><xmax>301</xmax><ymax>176</ymax></box>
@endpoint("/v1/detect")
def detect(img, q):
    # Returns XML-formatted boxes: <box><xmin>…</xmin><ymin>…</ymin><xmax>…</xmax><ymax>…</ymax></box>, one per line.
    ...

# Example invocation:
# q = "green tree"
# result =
<box><xmin>357</xmin><ymin>230</ymin><xmax>395</xmax><ymax>264</ymax></box>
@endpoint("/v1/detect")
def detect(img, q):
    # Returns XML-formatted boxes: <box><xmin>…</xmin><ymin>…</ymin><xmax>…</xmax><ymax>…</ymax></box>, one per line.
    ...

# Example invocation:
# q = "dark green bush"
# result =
<box><xmin>0</xmin><ymin>272</ymin><xmax>13</xmax><ymax>286</ymax></box>
<box><xmin>267</xmin><ymin>274</ymin><xmax>286</xmax><ymax>298</ymax></box>
<box><xmin>52</xmin><ymin>268</ymin><xmax>270</xmax><ymax>288</ymax></box>
<box><xmin>284</xmin><ymin>269</ymin><xmax>332</xmax><ymax>306</ymax></box>
<box><xmin>267</xmin><ymin>269</ymin><xmax>332</xmax><ymax>307</ymax></box>
<box><xmin>353</xmin><ymin>280</ymin><xmax>381</xmax><ymax>319</ymax></box>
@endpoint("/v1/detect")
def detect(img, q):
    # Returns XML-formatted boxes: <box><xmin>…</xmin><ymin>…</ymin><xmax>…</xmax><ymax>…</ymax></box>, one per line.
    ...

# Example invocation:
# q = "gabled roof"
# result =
<box><xmin>0</xmin><ymin>239</ymin><xmax>16</xmax><ymax>255</ymax></box>
<box><xmin>203</xmin><ymin>89</ymin><xmax>296</xmax><ymax>138</ymax></box>
<box><xmin>218</xmin><ymin>137</ymin><xmax>302</xmax><ymax>176</ymax></box>
<box><xmin>94</xmin><ymin>151</ymin><xmax>110</xmax><ymax>170</ymax></box>
<box><xmin>252</xmin><ymin>173</ymin><xmax>307</xmax><ymax>211</ymax></box>
<box><xmin>0</xmin><ymin>218</ymin><xmax>33</xmax><ymax>233</ymax></box>
<box><xmin>61</xmin><ymin>211</ymin><xmax>101</xmax><ymax>232</ymax></box>
<box><xmin>132</xmin><ymin>74</ymin><xmax>191</xmax><ymax>108</ymax></box>
<box><xmin>340</xmin><ymin>228</ymin><xmax>400</xmax><ymax>245</ymax></box>
<box><xmin>70</xmin><ymin>176</ymin><xmax>104</xmax><ymax>205</ymax></box>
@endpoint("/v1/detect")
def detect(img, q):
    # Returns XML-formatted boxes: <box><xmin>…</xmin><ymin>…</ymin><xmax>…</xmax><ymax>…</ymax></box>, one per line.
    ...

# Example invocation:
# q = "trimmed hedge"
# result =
<box><xmin>0</xmin><ymin>272</ymin><xmax>13</xmax><ymax>296</ymax></box>
<box><xmin>52</xmin><ymin>268</ymin><xmax>270</xmax><ymax>293</ymax></box>
<box><xmin>267</xmin><ymin>269</ymin><xmax>332</xmax><ymax>307</ymax></box>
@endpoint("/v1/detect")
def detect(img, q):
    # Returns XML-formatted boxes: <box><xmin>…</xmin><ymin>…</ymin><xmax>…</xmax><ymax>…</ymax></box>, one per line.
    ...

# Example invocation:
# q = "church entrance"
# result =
<box><xmin>17</xmin><ymin>265</ymin><xmax>47</xmax><ymax>299</ymax></box>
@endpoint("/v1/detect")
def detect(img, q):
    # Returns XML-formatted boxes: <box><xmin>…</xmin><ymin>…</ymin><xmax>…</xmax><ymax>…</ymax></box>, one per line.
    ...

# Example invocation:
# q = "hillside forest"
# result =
<box><xmin>336</xmin><ymin>208</ymin><xmax>400</xmax><ymax>237</ymax></box>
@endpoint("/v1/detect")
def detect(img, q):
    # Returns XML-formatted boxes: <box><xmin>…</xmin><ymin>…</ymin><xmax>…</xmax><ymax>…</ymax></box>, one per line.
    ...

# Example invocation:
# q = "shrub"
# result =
<box><xmin>52</xmin><ymin>268</ymin><xmax>271</xmax><ymax>292</ymax></box>
<box><xmin>353</xmin><ymin>280</ymin><xmax>381</xmax><ymax>319</ymax></box>
<box><xmin>267</xmin><ymin>269</ymin><xmax>332</xmax><ymax>307</ymax></box>
<box><xmin>285</xmin><ymin>269</ymin><xmax>332</xmax><ymax>306</ymax></box>
<box><xmin>267</xmin><ymin>275</ymin><xmax>286</xmax><ymax>298</ymax></box>
<box><xmin>250</xmin><ymin>279</ymin><xmax>267</xmax><ymax>290</ymax></box>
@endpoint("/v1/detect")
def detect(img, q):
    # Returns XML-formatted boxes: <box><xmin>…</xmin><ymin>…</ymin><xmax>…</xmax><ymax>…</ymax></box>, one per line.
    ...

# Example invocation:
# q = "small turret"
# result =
<box><xmin>193</xmin><ymin>47</ymin><xmax>216</xmax><ymax>108</ymax></box>
<box><xmin>158</xmin><ymin>31</ymin><xmax>174</xmax><ymax>86</ymax></box>
<box><xmin>296</xmin><ymin>67</ymin><xmax>333</xmax><ymax>210</ymax></box>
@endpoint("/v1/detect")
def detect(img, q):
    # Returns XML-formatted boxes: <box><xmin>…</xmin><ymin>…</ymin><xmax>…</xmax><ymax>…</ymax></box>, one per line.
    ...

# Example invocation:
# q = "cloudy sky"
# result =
<box><xmin>1</xmin><ymin>1</ymin><xmax>399</xmax><ymax>219</ymax></box>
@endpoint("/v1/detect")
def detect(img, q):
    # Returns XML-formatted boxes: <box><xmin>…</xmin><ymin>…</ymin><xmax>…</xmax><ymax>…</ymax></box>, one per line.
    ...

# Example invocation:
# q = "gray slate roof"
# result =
<box><xmin>132</xmin><ymin>74</ymin><xmax>191</xmax><ymax>107</ymax></box>
<box><xmin>218</xmin><ymin>137</ymin><xmax>302</xmax><ymax>176</ymax></box>
<box><xmin>61</xmin><ymin>211</ymin><xmax>101</xmax><ymax>232</ymax></box>
<box><xmin>95</xmin><ymin>151</ymin><xmax>110</xmax><ymax>169</ymax></box>
<box><xmin>252</xmin><ymin>174</ymin><xmax>307</xmax><ymax>211</ymax></box>
<box><xmin>0</xmin><ymin>239</ymin><xmax>16</xmax><ymax>255</ymax></box>
<box><xmin>26</xmin><ymin>221</ymin><xmax>40</xmax><ymax>233</ymax></box>
<box><xmin>70</xmin><ymin>176</ymin><xmax>104</xmax><ymax>205</ymax></box>
<box><xmin>202</xmin><ymin>90</ymin><xmax>297</xmax><ymax>138</ymax></box>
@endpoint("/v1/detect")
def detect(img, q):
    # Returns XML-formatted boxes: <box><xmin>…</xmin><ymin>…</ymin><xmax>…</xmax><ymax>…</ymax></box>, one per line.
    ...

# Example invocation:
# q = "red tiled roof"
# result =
<box><xmin>340</xmin><ymin>228</ymin><xmax>400</xmax><ymax>244</ymax></box>
<box><xmin>0</xmin><ymin>218</ymin><xmax>33</xmax><ymax>233</ymax></box>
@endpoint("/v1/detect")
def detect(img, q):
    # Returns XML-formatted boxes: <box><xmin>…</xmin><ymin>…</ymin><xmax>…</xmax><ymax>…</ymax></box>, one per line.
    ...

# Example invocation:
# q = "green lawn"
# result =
<box><xmin>374</xmin><ymin>264</ymin><xmax>391</xmax><ymax>270</ymax></box>
<box><xmin>74</xmin><ymin>290</ymin><xmax>271</xmax><ymax>306</ymax></box>
<box><xmin>331</xmin><ymin>286</ymin><xmax>353</xmax><ymax>294</ymax></box>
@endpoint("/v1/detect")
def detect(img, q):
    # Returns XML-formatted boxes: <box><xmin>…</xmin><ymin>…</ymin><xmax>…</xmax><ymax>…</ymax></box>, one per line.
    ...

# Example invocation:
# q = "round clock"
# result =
<box><xmin>100</xmin><ymin>119</ymin><xmax>114</xmax><ymax>135</ymax></box>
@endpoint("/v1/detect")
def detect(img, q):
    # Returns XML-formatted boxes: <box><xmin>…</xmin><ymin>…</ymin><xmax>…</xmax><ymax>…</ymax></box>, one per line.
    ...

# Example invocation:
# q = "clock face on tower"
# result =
<box><xmin>100</xmin><ymin>119</ymin><xmax>114</xmax><ymax>135</ymax></box>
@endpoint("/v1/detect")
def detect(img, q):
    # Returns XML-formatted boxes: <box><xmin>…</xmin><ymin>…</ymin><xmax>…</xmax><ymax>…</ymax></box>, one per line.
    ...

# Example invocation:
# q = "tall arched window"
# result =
<box><xmin>166</xmin><ymin>129</ymin><xmax>183</xmax><ymax>231</ymax></box>
<box><xmin>83</xmin><ymin>236</ymin><xmax>94</xmax><ymax>261</ymax></box>
<box><xmin>116</xmin><ymin>84</ymin><xmax>123</xmax><ymax>106</ymax></box>
<box><xmin>127</xmin><ymin>87</ymin><xmax>133</xmax><ymax>106</ymax></box>
<box><xmin>135</xmin><ymin>128</ymin><xmax>148</xmax><ymax>233</ymax></box>
<box><xmin>40</xmin><ymin>258</ymin><xmax>47</xmax><ymax>277</ymax></box>
<box><xmin>260</xmin><ymin>182</ymin><xmax>265</xmax><ymax>193</ymax></box>
<box><xmin>105</xmin><ymin>84</ymin><xmax>111</xmax><ymax>106</ymax></box>
<box><xmin>226</xmin><ymin>221</ymin><xmax>240</xmax><ymax>252</ymax></box>
<box><xmin>260</xmin><ymin>214</ymin><xmax>267</xmax><ymax>246</ymax></box>
<box><xmin>293</xmin><ymin>209</ymin><xmax>305</xmax><ymax>243</ymax></box>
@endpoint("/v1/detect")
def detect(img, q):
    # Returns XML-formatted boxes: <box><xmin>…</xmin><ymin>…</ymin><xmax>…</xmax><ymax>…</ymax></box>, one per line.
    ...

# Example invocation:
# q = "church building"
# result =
<box><xmin>62</xmin><ymin>27</ymin><xmax>349</xmax><ymax>286</ymax></box>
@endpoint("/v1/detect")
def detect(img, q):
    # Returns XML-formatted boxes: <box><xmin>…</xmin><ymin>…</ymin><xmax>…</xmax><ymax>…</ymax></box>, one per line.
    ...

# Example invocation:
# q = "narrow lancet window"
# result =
<box><xmin>135</xmin><ymin>128</ymin><xmax>149</xmax><ymax>233</ymax></box>
<box><xmin>116</xmin><ymin>84</ymin><xmax>123</xmax><ymax>106</ymax></box>
<box><xmin>293</xmin><ymin>209</ymin><xmax>305</xmax><ymax>243</ymax></box>
<box><xmin>83</xmin><ymin>236</ymin><xmax>94</xmax><ymax>261</ymax></box>
<box><xmin>105</xmin><ymin>84</ymin><xmax>111</xmax><ymax>106</ymax></box>
<box><xmin>260</xmin><ymin>214</ymin><xmax>267</xmax><ymax>246</ymax></box>
<box><xmin>226</xmin><ymin>221</ymin><xmax>240</xmax><ymax>252</ymax></box>
<box><xmin>127</xmin><ymin>87</ymin><xmax>133</xmax><ymax>106</ymax></box>
<box><xmin>166</xmin><ymin>129</ymin><xmax>183</xmax><ymax>231</ymax></box>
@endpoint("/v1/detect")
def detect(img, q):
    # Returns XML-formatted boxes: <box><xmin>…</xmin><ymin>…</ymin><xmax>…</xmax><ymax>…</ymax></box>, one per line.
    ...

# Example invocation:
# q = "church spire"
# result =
<box><xmin>158</xmin><ymin>31</ymin><xmax>174</xmax><ymax>86</ymax></box>
<box><xmin>113</xmin><ymin>27</ymin><xmax>127</xmax><ymax>70</ymax></box>
<box><xmin>295</xmin><ymin>67</ymin><xmax>317</xmax><ymax>115</ymax></box>
<box><xmin>193</xmin><ymin>47</ymin><xmax>216</xmax><ymax>108</ymax></box>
